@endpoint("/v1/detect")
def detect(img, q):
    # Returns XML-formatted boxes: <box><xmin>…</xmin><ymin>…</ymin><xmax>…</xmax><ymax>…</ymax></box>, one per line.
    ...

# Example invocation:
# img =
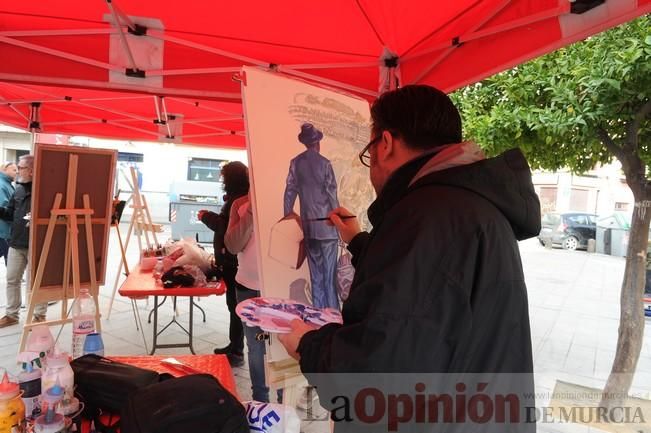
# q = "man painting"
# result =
<box><xmin>279</xmin><ymin>86</ymin><xmax>539</xmax><ymax>432</ymax></box>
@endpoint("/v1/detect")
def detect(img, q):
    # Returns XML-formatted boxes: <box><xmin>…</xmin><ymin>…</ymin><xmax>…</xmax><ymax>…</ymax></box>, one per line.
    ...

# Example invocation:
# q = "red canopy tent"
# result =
<box><xmin>1</xmin><ymin>0</ymin><xmax>649</xmax><ymax>147</ymax></box>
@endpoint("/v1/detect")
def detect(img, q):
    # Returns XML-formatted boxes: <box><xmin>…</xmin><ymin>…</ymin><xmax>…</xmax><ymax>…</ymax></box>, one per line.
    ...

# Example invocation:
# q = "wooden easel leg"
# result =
<box><xmin>136</xmin><ymin>220</ymin><xmax>145</xmax><ymax>254</ymax></box>
<box><xmin>106</xmin><ymin>260</ymin><xmax>124</xmax><ymax>320</ymax></box>
<box><xmin>66</xmin><ymin>156</ymin><xmax>81</xmax><ymax>301</ymax></box>
<box><xmin>130</xmin><ymin>167</ymin><xmax>152</xmax><ymax>251</ymax></box>
<box><xmin>141</xmin><ymin>195</ymin><xmax>159</xmax><ymax>246</ymax></box>
<box><xmin>19</xmin><ymin>193</ymin><xmax>63</xmax><ymax>352</ymax></box>
<box><xmin>139</xmin><ymin>217</ymin><xmax>152</xmax><ymax>251</ymax></box>
<box><xmin>114</xmin><ymin>224</ymin><xmax>129</xmax><ymax>275</ymax></box>
<box><xmin>107</xmin><ymin>203</ymin><xmax>137</xmax><ymax>319</ymax></box>
<box><xmin>82</xmin><ymin>195</ymin><xmax>101</xmax><ymax>333</ymax></box>
<box><xmin>21</xmin><ymin>302</ymin><xmax>36</xmax><ymax>349</ymax></box>
<box><xmin>61</xmin><ymin>228</ymin><xmax>71</xmax><ymax>322</ymax></box>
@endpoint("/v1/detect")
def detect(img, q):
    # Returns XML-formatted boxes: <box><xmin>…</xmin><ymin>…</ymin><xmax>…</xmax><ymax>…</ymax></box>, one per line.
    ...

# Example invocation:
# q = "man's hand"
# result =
<box><xmin>278</xmin><ymin>319</ymin><xmax>317</xmax><ymax>360</ymax></box>
<box><xmin>327</xmin><ymin>207</ymin><xmax>361</xmax><ymax>244</ymax></box>
<box><xmin>197</xmin><ymin>209</ymin><xmax>208</xmax><ymax>221</ymax></box>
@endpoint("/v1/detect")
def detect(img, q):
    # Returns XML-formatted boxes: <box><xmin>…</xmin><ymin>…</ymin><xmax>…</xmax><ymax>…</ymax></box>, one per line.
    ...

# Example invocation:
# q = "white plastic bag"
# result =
<box><xmin>244</xmin><ymin>402</ymin><xmax>300</xmax><ymax>433</ymax></box>
<box><xmin>172</xmin><ymin>238</ymin><xmax>212</xmax><ymax>273</ymax></box>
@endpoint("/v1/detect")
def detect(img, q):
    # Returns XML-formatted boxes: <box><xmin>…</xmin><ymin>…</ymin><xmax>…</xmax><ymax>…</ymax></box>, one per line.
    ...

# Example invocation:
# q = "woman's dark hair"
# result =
<box><xmin>370</xmin><ymin>85</ymin><xmax>462</xmax><ymax>150</ymax></box>
<box><xmin>221</xmin><ymin>161</ymin><xmax>249</xmax><ymax>198</ymax></box>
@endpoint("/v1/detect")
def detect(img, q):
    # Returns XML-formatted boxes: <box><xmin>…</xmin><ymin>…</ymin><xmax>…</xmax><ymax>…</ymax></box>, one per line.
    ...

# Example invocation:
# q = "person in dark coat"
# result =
<box><xmin>279</xmin><ymin>86</ymin><xmax>539</xmax><ymax>432</ymax></box>
<box><xmin>283</xmin><ymin>123</ymin><xmax>340</xmax><ymax>309</ymax></box>
<box><xmin>198</xmin><ymin>161</ymin><xmax>249</xmax><ymax>366</ymax></box>
<box><xmin>0</xmin><ymin>161</ymin><xmax>16</xmax><ymax>266</ymax></box>
<box><xmin>0</xmin><ymin>155</ymin><xmax>47</xmax><ymax>327</ymax></box>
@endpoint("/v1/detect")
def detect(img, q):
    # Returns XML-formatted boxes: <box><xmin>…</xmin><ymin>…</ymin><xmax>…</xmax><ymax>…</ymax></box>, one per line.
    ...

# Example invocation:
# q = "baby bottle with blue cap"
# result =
<box><xmin>34</xmin><ymin>383</ymin><xmax>65</xmax><ymax>433</ymax></box>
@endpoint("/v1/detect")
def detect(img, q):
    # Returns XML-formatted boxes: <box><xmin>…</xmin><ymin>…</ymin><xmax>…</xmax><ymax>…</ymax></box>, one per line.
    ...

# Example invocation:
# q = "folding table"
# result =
<box><xmin>119</xmin><ymin>265</ymin><xmax>225</xmax><ymax>354</ymax></box>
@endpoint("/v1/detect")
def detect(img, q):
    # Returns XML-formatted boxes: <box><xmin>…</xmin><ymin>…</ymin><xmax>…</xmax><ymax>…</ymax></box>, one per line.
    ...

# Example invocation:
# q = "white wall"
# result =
<box><xmin>70</xmin><ymin>137</ymin><xmax>247</xmax><ymax>193</ymax></box>
<box><xmin>69</xmin><ymin>136</ymin><xmax>248</xmax><ymax>223</ymax></box>
<box><xmin>0</xmin><ymin>131</ymin><xmax>32</xmax><ymax>162</ymax></box>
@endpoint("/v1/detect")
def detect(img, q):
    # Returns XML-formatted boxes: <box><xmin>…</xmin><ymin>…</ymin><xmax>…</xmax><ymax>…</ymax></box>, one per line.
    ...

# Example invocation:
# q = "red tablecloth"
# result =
<box><xmin>79</xmin><ymin>354</ymin><xmax>239</xmax><ymax>432</ymax></box>
<box><xmin>118</xmin><ymin>265</ymin><xmax>226</xmax><ymax>298</ymax></box>
<box><xmin>109</xmin><ymin>354</ymin><xmax>238</xmax><ymax>397</ymax></box>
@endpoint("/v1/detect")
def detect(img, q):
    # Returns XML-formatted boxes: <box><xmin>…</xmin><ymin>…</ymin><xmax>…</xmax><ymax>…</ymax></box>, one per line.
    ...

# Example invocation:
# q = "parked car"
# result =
<box><xmin>538</xmin><ymin>212</ymin><xmax>597</xmax><ymax>250</ymax></box>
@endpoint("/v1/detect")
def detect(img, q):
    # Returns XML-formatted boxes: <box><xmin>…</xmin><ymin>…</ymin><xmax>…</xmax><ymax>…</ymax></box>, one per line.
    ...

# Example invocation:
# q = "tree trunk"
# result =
<box><xmin>600</xmin><ymin>188</ymin><xmax>650</xmax><ymax>408</ymax></box>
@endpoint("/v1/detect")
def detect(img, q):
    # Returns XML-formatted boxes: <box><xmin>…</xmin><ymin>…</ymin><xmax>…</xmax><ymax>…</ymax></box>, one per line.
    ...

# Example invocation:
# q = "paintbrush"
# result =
<box><xmin>307</xmin><ymin>215</ymin><xmax>357</xmax><ymax>222</ymax></box>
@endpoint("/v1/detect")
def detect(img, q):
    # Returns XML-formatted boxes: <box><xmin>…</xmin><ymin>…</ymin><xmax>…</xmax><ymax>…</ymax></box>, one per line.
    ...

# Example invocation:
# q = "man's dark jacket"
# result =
<box><xmin>0</xmin><ymin>181</ymin><xmax>31</xmax><ymax>249</ymax></box>
<box><xmin>297</xmin><ymin>148</ymin><xmax>540</xmax><ymax>431</ymax></box>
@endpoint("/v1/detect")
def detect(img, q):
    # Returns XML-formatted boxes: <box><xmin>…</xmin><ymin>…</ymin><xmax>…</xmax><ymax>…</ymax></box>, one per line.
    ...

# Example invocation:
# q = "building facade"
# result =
<box><xmin>0</xmin><ymin>127</ymin><xmax>247</xmax><ymax>223</ymax></box>
<box><xmin>532</xmin><ymin>163</ymin><xmax>633</xmax><ymax>217</ymax></box>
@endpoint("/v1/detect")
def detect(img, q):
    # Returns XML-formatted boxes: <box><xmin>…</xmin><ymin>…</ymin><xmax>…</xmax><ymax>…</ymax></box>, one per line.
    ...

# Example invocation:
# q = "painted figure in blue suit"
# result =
<box><xmin>284</xmin><ymin>123</ymin><xmax>340</xmax><ymax>310</ymax></box>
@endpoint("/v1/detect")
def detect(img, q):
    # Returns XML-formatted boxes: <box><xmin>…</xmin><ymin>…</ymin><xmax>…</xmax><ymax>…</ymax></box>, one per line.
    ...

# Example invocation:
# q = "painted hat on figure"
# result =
<box><xmin>298</xmin><ymin>123</ymin><xmax>323</xmax><ymax>145</ymax></box>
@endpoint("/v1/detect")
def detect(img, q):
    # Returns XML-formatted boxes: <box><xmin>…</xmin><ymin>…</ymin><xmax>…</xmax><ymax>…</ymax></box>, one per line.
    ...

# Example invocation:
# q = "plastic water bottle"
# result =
<box><xmin>71</xmin><ymin>288</ymin><xmax>96</xmax><ymax>359</ymax></box>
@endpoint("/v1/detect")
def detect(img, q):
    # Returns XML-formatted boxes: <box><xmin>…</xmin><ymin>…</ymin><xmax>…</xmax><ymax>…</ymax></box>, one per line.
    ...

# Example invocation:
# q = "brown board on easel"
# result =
<box><xmin>31</xmin><ymin>144</ymin><xmax>117</xmax><ymax>289</ymax></box>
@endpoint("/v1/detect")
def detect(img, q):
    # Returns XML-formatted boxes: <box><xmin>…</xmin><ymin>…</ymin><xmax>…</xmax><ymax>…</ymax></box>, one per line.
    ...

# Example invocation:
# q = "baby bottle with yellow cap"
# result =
<box><xmin>0</xmin><ymin>371</ymin><xmax>25</xmax><ymax>433</ymax></box>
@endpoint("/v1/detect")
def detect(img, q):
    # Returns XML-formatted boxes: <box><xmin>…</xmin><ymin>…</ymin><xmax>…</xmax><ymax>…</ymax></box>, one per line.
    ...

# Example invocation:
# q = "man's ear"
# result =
<box><xmin>380</xmin><ymin>130</ymin><xmax>395</xmax><ymax>161</ymax></box>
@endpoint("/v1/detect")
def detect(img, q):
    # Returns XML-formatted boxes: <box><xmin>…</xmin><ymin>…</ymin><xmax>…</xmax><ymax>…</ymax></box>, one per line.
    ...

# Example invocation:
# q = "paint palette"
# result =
<box><xmin>236</xmin><ymin>297</ymin><xmax>342</xmax><ymax>333</ymax></box>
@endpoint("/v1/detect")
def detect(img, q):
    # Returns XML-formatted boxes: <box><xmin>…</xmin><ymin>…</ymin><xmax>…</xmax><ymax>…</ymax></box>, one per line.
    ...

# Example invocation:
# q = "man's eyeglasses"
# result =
<box><xmin>17</xmin><ymin>166</ymin><xmax>29</xmax><ymax>170</ymax></box>
<box><xmin>359</xmin><ymin>135</ymin><xmax>382</xmax><ymax>168</ymax></box>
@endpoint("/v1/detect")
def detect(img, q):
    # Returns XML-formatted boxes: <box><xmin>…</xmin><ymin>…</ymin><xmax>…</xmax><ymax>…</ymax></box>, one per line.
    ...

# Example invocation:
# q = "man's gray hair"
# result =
<box><xmin>19</xmin><ymin>154</ymin><xmax>34</xmax><ymax>169</ymax></box>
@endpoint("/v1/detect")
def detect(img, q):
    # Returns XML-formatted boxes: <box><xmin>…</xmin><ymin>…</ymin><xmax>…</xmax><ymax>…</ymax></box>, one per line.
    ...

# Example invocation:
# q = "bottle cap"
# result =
<box><xmin>17</xmin><ymin>351</ymin><xmax>40</xmax><ymax>366</ymax></box>
<box><xmin>0</xmin><ymin>372</ymin><xmax>20</xmax><ymax>399</ymax></box>
<box><xmin>83</xmin><ymin>333</ymin><xmax>104</xmax><ymax>354</ymax></box>
<box><xmin>41</xmin><ymin>382</ymin><xmax>64</xmax><ymax>407</ymax></box>
<box><xmin>46</xmin><ymin>383</ymin><xmax>64</xmax><ymax>397</ymax></box>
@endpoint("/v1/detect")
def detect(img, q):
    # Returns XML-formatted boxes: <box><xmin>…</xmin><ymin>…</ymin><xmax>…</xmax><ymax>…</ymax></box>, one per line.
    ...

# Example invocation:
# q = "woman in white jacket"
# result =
<box><xmin>224</xmin><ymin>193</ymin><xmax>270</xmax><ymax>402</ymax></box>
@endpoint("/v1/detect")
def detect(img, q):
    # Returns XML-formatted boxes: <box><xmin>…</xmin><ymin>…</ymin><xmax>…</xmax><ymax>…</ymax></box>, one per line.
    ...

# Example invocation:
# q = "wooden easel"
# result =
<box><xmin>266</xmin><ymin>358</ymin><xmax>309</xmax><ymax>408</ymax></box>
<box><xmin>105</xmin><ymin>167</ymin><xmax>164</xmax><ymax>353</ymax></box>
<box><xmin>19</xmin><ymin>155</ymin><xmax>102</xmax><ymax>352</ymax></box>
<box><xmin>106</xmin><ymin>166</ymin><xmax>162</xmax><ymax>319</ymax></box>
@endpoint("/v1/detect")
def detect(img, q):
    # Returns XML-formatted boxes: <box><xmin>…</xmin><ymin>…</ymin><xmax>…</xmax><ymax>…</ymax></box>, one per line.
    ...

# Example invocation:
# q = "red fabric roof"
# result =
<box><xmin>0</xmin><ymin>82</ymin><xmax>245</xmax><ymax>147</ymax></box>
<box><xmin>1</xmin><ymin>0</ymin><xmax>649</xmax><ymax>147</ymax></box>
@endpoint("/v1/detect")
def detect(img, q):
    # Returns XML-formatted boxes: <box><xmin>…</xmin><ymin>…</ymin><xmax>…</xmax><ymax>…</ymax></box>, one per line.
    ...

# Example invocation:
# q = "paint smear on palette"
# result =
<box><xmin>236</xmin><ymin>297</ymin><xmax>343</xmax><ymax>334</ymax></box>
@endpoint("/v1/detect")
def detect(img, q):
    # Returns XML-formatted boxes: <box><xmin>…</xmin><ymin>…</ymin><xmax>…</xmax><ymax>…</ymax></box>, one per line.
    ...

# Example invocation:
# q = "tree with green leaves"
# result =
<box><xmin>452</xmin><ymin>15</ymin><xmax>650</xmax><ymax>407</ymax></box>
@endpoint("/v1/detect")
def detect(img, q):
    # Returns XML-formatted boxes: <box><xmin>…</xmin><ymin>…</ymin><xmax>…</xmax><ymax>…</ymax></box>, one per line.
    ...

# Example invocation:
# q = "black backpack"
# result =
<box><xmin>71</xmin><ymin>354</ymin><xmax>166</xmax><ymax>432</ymax></box>
<box><xmin>120</xmin><ymin>374</ymin><xmax>249</xmax><ymax>433</ymax></box>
